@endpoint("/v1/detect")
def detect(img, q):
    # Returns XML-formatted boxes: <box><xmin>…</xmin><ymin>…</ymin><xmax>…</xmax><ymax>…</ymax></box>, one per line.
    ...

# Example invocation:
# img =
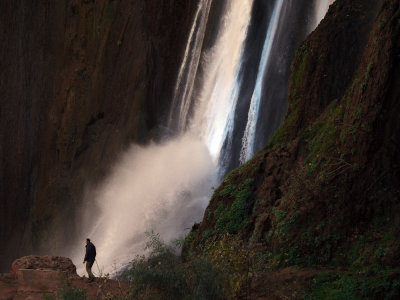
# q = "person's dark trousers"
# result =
<box><xmin>86</xmin><ymin>261</ymin><xmax>95</xmax><ymax>279</ymax></box>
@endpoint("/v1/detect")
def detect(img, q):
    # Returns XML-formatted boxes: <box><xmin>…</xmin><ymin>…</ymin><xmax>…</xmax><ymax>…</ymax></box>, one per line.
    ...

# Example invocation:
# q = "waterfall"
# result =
<box><xmin>71</xmin><ymin>0</ymin><xmax>254</xmax><ymax>275</ymax></box>
<box><xmin>69</xmin><ymin>0</ymin><xmax>335</xmax><ymax>276</ymax></box>
<box><xmin>239</xmin><ymin>0</ymin><xmax>334</xmax><ymax>163</ymax></box>
<box><xmin>239</xmin><ymin>0</ymin><xmax>284</xmax><ymax>164</ymax></box>
<box><xmin>190</xmin><ymin>0</ymin><xmax>254</xmax><ymax>163</ymax></box>
<box><xmin>168</xmin><ymin>0</ymin><xmax>212</xmax><ymax>132</ymax></box>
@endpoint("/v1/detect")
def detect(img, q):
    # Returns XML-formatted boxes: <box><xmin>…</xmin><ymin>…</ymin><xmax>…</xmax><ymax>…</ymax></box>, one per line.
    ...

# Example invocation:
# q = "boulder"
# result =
<box><xmin>11</xmin><ymin>256</ymin><xmax>76</xmax><ymax>277</ymax></box>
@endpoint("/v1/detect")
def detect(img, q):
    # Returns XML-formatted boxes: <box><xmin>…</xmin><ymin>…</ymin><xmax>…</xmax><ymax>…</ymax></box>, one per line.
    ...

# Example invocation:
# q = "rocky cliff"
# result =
<box><xmin>2</xmin><ymin>0</ymin><xmax>400</xmax><ymax>297</ymax></box>
<box><xmin>186</xmin><ymin>0</ymin><xmax>400</xmax><ymax>298</ymax></box>
<box><xmin>0</xmin><ymin>0</ymin><xmax>197</xmax><ymax>271</ymax></box>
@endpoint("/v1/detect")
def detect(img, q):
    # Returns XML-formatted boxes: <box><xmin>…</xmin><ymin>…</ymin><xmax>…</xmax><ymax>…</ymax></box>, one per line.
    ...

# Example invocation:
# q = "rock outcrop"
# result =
<box><xmin>10</xmin><ymin>256</ymin><xmax>76</xmax><ymax>277</ymax></box>
<box><xmin>0</xmin><ymin>256</ymin><xmax>127</xmax><ymax>300</ymax></box>
<box><xmin>0</xmin><ymin>0</ymin><xmax>198</xmax><ymax>271</ymax></box>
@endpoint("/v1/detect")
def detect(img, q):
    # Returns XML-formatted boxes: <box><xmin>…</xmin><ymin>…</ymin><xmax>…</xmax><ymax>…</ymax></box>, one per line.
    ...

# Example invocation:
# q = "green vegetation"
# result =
<box><xmin>305</xmin><ymin>267</ymin><xmax>400</xmax><ymax>300</ymax></box>
<box><xmin>273</xmin><ymin>208</ymin><xmax>290</xmax><ymax>242</ymax></box>
<box><xmin>202</xmin><ymin>229</ymin><xmax>213</xmax><ymax>240</ymax></box>
<box><xmin>379</xmin><ymin>16</ymin><xmax>388</xmax><ymax>31</ymax></box>
<box><xmin>266</xmin><ymin>45</ymin><xmax>310</xmax><ymax>147</ymax></box>
<box><xmin>214</xmin><ymin>178</ymin><xmax>254</xmax><ymax>234</ymax></box>
<box><xmin>304</xmin><ymin>100</ymin><xmax>344</xmax><ymax>164</ymax></box>
<box><xmin>104</xmin><ymin>2</ymin><xmax>116</xmax><ymax>28</ymax></box>
<box><xmin>361</xmin><ymin>62</ymin><xmax>374</xmax><ymax>93</ymax></box>
<box><xmin>301</xmin><ymin>231</ymin><xmax>342</xmax><ymax>266</ymax></box>
<box><xmin>122</xmin><ymin>232</ymin><xmax>222</xmax><ymax>300</ymax></box>
<box><xmin>264</xmin><ymin>206</ymin><xmax>342</xmax><ymax>267</ymax></box>
<box><xmin>252</xmin><ymin>198</ymin><xmax>264</xmax><ymax>214</ymax></box>
<box><xmin>57</xmin><ymin>273</ymin><xmax>87</xmax><ymax>300</ymax></box>
<box><xmin>182</xmin><ymin>226</ymin><xmax>198</xmax><ymax>256</ymax></box>
<box><xmin>202</xmin><ymin>236</ymin><xmax>256</xmax><ymax>299</ymax></box>
<box><xmin>292</xmin><ymin>45</ymin><xmax>309</xmax><ymax>95</ymax></box>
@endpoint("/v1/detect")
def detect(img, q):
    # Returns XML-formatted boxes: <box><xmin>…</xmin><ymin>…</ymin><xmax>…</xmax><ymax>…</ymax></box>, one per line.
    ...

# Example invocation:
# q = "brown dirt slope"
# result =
<box><xmin>186</xmin><ymin>0</ymin><xmax>400</xmax><ymax>298</ymax></box>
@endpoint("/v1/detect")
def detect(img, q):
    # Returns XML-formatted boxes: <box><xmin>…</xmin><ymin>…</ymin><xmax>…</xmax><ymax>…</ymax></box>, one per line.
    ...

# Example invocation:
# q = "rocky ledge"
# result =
<box><xmin>0</xmin><ymin>256</ymin><xmax>128</xmax><ymax>300</ymax></box>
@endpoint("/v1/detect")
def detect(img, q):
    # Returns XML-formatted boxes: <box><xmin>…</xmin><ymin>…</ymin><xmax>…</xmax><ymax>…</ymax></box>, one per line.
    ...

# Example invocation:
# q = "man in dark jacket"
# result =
<box><xmin>83</xmin><ymin>238</ymin><xmax>96</xmax><ymax>281</ymax></box>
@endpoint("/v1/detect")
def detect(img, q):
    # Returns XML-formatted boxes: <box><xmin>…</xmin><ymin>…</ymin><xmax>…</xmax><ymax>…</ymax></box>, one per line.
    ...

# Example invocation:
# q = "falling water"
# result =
<box><xmin>168</xmin><ymin>0</ymin><xmax>212</xmax><ymax>131</ymax></box>
<box><xmin>69</xmin><ymin>0</ymin><xmax>334</xmax><ymax>276</ymax></box>
<box><xmin>239</xmin><ymin>0</ymin><xmax>334</xmax><ymax>163</ymax></box>
<box><xmin>239</xmin><ymin>0</ymin><xmax>284</xmax><ymax>164</ymax></box>
<box><xmin>190</xmin><ymin>0</ymin><xmax>253</xmax><ymax>162</ymax></box>
<box><xmin>70</xmin><ymin>0</ymin><xmax>254</xmax><ymax>275</ymax></box>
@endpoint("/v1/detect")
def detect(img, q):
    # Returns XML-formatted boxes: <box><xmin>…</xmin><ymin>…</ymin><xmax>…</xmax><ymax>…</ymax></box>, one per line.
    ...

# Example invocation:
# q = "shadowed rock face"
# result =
<box><xmin>182</xmin><ymin>0</ymin><xmax>400</xmax><ymax>297</ymax></box>
<box><xmin>0</xmin><ymin>0</ymin><xmax>198</xmax><ymax>271</ymax></box>
<box><xmin>188</xmin><ymin>0</ymin><xmax>400</xmax><ymax>288</ymax></box>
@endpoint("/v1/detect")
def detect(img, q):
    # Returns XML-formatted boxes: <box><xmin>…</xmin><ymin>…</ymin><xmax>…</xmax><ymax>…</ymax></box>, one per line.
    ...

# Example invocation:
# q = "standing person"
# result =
<box><xmin>83</xmin><ymin>238</ymin><xmax>96</xmax><ymax>281</ymax></box>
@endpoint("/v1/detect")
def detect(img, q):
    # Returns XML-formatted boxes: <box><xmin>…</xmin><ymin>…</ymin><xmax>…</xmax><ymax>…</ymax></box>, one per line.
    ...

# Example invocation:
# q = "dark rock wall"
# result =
<box><xmin>0</xmin><ymin>0</ymin><xmax>197</xmax><ymax>271</ymax></box>
<box><xmin>284</xmin><ymin>0</ymin><xmax>382</xmax><ymax>139</ymax></box>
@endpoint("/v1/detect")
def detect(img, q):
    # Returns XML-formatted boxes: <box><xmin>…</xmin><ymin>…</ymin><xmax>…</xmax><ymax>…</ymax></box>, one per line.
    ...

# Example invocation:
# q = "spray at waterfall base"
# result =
<box><xmin>68</xmin><ymin>0</ymin><xmax>333</xmax><ymax>275</ymax></box>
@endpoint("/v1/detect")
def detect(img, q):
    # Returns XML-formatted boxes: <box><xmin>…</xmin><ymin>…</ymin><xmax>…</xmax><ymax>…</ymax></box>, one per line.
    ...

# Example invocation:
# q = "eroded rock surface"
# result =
<box><xmin>11</xmin><ymin>256</ymin><xmax>76</xmax><ymax>277</ymax></box>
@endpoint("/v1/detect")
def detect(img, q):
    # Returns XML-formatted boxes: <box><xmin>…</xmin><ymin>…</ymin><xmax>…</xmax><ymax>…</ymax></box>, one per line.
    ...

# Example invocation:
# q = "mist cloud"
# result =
<box><xmin>71</xmin><ymin>134</ymin><xmax>217</xmax><ymax>275</ymax></box>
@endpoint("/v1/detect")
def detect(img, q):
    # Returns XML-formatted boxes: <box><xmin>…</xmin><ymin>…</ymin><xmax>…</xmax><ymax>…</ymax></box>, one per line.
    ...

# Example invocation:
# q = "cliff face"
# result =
<box><xmin>0</xmin><ymin>0</ymin><xmax>197</xmax><ymax>271</ymax></box>
<box><xmin>187</xmin><ymin>0</ymin><xmax>400</xmax><ymax>297</ymax></box>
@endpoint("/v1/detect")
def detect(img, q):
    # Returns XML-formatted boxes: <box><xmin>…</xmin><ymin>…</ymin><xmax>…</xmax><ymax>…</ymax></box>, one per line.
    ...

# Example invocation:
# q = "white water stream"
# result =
<box><xmin>191</xmin><ymin>0</ymin><xmax>253</xmax><ymax>162</ymax></box>
<box><xmin>239</xmin><ymin>0</ymin><xmax>335</xmax><ymax>163</ymax></box>
<box><xmin>239</xmin><ymin>0</ymin><xmax>285</xmax><ymax>164</ymax></box>
<box><xmin>168</xmin><ymin>0</ymin><xmax>212</xmax><ymax>131</ymax></box>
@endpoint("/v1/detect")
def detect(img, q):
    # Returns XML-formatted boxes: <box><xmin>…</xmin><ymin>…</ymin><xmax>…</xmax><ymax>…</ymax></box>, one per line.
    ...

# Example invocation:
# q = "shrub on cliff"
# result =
<box><xmin>122</xmin><ymin>232</ymin><xmax>222</xmax><ymax>300</ymax></box>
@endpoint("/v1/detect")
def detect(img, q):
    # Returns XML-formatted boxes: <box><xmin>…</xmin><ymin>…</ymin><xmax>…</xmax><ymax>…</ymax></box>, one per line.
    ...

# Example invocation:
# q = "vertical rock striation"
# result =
<box><xmin>0</xmin><ymin>0</ymin><xmax>198</xmax><ymax>271</ymax></box>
